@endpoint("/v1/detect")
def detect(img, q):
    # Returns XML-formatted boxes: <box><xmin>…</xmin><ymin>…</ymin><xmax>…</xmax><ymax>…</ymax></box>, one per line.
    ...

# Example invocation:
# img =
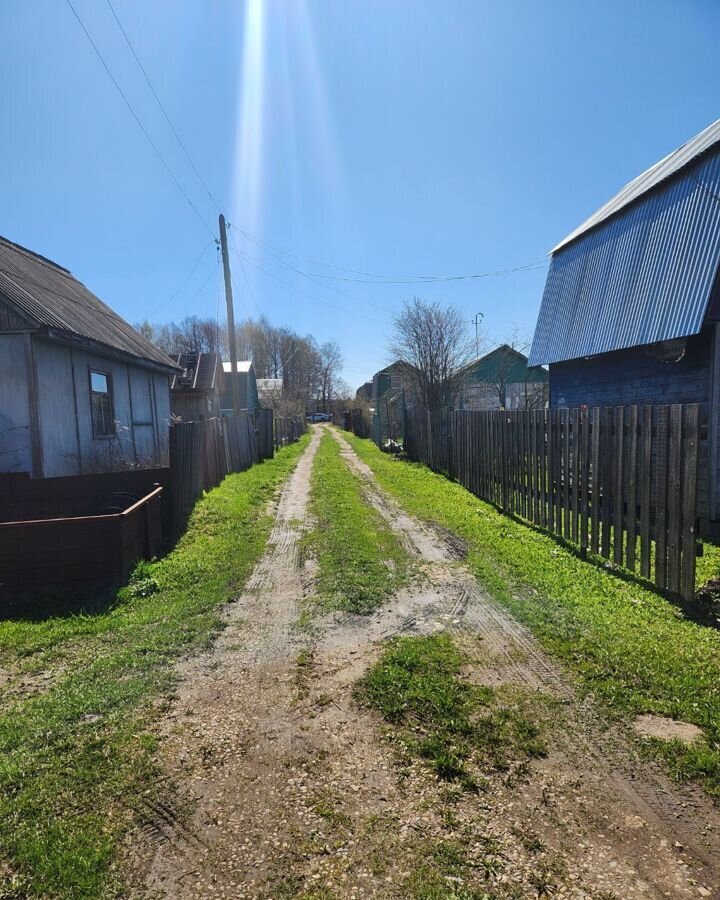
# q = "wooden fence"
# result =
<box><xmin>273</xmin><ymin>416</ymin><xmax>305</xmax><ymax>450</ymax></box>
<box><xmin>169</xmin><ymin>411</ymin><xmax>306</xmax><ymax>531</ymax></box>
<box><xmin>343</xmin><ymin>408</ymin><xmax>371</xmax><ymax>439</ymax></box>
<box><xmin>256</xmin><ymin>408</ymin><xmax>274</xmax><ymax>460</ymax></box>
<box><xmin>169</xmin><ymin>414</ymin><xmax>258</xmax><ymax>531</ymax></box>
<box><xmin>404</xmin><ymin>405</ymin><xmax>701</xmax><ymax>601</ymax></box>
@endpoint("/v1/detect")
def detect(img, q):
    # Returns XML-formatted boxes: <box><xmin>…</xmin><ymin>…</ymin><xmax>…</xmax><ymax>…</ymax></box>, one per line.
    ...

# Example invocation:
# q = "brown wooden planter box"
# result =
<box><xmin>0</xmin><ymin>486</ymin><xmax>163</xmax><ymax>593</ymax></box>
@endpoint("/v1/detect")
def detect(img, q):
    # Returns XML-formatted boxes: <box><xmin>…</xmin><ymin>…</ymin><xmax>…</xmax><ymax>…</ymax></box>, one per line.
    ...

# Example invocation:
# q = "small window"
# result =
<box><xmin>90</xmin><ymin>369</ymin><xmax>114</xmax><ymax>437</ymax></box>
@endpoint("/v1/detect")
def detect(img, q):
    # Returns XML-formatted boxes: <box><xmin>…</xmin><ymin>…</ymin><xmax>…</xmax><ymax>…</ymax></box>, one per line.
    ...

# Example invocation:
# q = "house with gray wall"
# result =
<box><xmin>0</xmin><ymin>236</ymin><xmax>179</xmax><ymax>478</ymax></box>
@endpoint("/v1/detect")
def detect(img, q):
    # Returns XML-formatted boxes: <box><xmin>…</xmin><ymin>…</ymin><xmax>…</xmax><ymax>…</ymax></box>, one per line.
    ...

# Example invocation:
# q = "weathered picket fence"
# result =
<box><xmin>169</xmin><ymin>415</ymin><xmax>257</xmax><ymax>531</ymax></box>
<box><xmin>273</xmin><ymin>415</ymin><xmax>306</xmax><ymax>449</ymax></box>
<box><xmin>404</xmin><ymin>405</ymin><xmax>701</xmax><ymax>601</ymax></box>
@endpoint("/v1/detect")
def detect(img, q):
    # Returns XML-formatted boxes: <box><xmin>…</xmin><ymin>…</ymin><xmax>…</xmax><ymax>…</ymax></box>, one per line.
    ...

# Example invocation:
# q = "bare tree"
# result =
<box><xmin>316</xmin><ymin>341</ymin><xmax>343</xmax><ymax>409</ymax></box>
<box><xmin>141</xmin><ymin>312</ymin><xmax>351</xmax><ymax>414</ymax></box>
<box><xmin>136</xmin><ymin>316</ymin><xmax>222</xmax><ymax>355</ymax></box>
<box><xmin>485</xmin><ymin>327</ymin><xmax>546</xmax><ymax>411</ymax></box>
<box><xmin>390</xmin><ymin>298</ymin><xmax>472</xmax><ymax>410</ymax></box>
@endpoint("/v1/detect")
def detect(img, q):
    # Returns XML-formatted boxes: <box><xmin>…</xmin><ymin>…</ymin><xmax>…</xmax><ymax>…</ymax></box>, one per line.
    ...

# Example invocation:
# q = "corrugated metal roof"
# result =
<box><xmin>529</xmin><ymin>144</ymin><xmax>720</xmax><ymax>366</ymax></box>
<box><xmin>461</xmin><ymin>345</ymin><xmax>548</xmax><ymax>384</ymax></box>
<box><xmin>553</xmin><ymin>119</ymin><xmax>720</xmax><ymax>252</ymax></box>
<box><xmin>171</xmin><ymin>352</ymin><xmax>220</xmax><ymax>391</ymax></box>
<box><xmin>0</xmin><ymin>236</ymin><xmax>178</xmax><ymax>371</ymax></box>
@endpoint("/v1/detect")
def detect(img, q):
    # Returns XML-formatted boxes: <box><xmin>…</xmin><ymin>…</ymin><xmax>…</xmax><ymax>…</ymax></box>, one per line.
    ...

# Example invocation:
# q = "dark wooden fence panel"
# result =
<box><xmin>273</xmin><ymin>416</ymin><xmax>306</xmax><ymax>450</ymax></box>
<box><xmin>170</xmin><ymin>412</ymin><xmax>306</xmax><ymax>532</ymax></box>
<box><xmin>405</xmin><ymin>404</ymin><xmax>701</xmax><ymax>601</ymax></box>
<box><xmin>346</xmin><ymin>408</ymin><xmax>370</xmax><ymax>438</ymax></box>
<box><xmin>256</xmin><ymin>408</ymin><xmax>274</xmax><ymax>460</ymax></box>
<box><xmin>169</xmin><ymin>415</ymin><xmax>259</xmax><ymax>532</ymax></box>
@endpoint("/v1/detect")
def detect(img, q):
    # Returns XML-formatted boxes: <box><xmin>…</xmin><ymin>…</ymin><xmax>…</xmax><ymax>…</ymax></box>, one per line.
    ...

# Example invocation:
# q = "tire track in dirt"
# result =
<box><xmin>130</xmin><ymin>426</ymin><xmax>720</xmax><ymax>899</ymax></box>
<box><xmin>131</xmin><ymin>427</ymin><xmax>325</xmax><ymax>897</ymax></box>
<box><xmin>326</xmin><ymin>426</ymin><xmax>720</xmax><ymax>898</ymax></box>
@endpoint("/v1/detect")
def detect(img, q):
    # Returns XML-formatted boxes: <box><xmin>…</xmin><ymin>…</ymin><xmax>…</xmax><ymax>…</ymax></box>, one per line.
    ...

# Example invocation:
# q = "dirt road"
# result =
<box><xmin>131</xmin><ymin>426</ymin><xmax>720</xmax><ymax>899</ymax></box>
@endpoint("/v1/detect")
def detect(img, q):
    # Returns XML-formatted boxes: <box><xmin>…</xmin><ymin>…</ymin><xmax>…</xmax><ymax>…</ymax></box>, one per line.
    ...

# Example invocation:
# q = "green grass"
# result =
<box><xmin>346</xmin><ymin>434</ymin><xmax>720</xmax><ymax>797</ymax></box>
<box><xmin>305</xmin><ymin>431</ymin><xmax>408</xmax><ymax>614</ymax></box>
<box><xmin>0</xmin><ymin>435</ymin><xmax>310</xmax><ymax>900</ymax></box>
<box><xmin>401</xmin><ymin>838</ymin><xmax>490</xmax><ymax>900</ymax></box>
<box><xmin>358</xmin><ymin>633</ymin><xmax>545</xmax><ymax>790</ymax></box>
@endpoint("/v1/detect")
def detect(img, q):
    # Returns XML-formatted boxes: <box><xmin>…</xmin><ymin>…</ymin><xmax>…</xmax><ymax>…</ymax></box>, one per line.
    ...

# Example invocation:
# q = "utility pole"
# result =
<box><xmin>219</xmin><ymin>213</ymin><xmax>241</xmax><ymax>416</ymax></box>
<box><xmin>472</xmin><ymin>311</ymin><xmax>484</xmax><ymax>359</ymax></box>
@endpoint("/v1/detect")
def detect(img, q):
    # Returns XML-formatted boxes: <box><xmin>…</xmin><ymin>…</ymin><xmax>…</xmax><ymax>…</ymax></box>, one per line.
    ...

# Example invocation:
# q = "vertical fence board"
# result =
<box><xmin>613</xmin><ymin>406</ymin><xmax>625</xmax><ymax>567</ymax></box>
<box><xmin>639</xmin><ymin>406</ymin><xmax>653</xmax><ymax>579</ymax></box>
<box><xmin>563</xmin><ymin>408</ymin><xmax>571</xmax><ymax>540</ymax></box>
<box><xmin>681</xmin><ymin>405</ymin><xmax>699</xmax><ymax>601</ymax></box>
<box><xmin>655</xmin><ymin>407</ymin><xmax>670</xmax><ymax>590</ymax></box>
<box><xmin>600</xmin><ymin>407</ymin><xmax>612</xmax><ymax>559</ymax></box>
<box><xmin>590</xmin><ymin>408</ymin><xmax>600</xmax><ymax>553</ymax></box>
<box><xmin>625</xmin><ymin>406</ymin><xmax>638</xmax><ymax>572</ymax></box>
<box><xmin>580</xmin><ymin>408</ymin><xmax>590</xmax><ymax>553</ymax></box>
<box><xmin>666</xmin><ymin>405</ymin><xmax>683</xmax><ymax>595</ymax></box>
<box><xmin>571</xmin><ymin>407</ymin><xmax>580</xmax><ymax>544</ymax></box>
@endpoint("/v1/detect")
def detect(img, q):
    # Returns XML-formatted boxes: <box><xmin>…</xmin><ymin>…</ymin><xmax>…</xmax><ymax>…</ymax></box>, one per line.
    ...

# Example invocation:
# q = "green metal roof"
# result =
<box><xmin>462</xmin><ymin>345</ymin><xmax>548</xmax><ymax>385</ymax></box>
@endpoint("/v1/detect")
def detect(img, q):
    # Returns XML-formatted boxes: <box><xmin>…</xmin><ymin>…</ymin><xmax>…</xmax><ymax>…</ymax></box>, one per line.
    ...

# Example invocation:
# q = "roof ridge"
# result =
<box><xmin>552</xmin><ymin>119</ymin><xmax>720</xmax><ymax>254</ymax></box>
<box><xmin>0</xmin><ymin>235</ymin><xmax>73</xmax><ymax>277</ymax></box>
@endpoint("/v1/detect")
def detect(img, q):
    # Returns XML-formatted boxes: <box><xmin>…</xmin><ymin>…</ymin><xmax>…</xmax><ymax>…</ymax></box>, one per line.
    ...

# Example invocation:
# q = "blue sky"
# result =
<box><xmin>3</xmin><ymin>0</ymin><xmax>720</xmax><ymax>390</ymax></box>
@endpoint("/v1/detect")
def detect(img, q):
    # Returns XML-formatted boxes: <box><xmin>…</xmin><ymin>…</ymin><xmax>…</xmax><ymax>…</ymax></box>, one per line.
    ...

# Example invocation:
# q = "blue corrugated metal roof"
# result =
<box><xmin>530</xmin><ymin>143</ymin><xmax>720</xmax><ymax>366</ymax></box>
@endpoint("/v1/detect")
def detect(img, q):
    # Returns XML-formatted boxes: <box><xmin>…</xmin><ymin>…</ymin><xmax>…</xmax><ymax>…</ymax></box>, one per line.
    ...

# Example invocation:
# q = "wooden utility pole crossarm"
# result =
<box><xmin>219</xmin><ymin>213</ymin><xmax>242</xmax><ymax>416</ymax></box>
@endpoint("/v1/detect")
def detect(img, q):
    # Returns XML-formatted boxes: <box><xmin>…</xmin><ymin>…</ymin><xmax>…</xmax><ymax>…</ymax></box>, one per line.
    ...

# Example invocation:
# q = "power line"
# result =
<box><xmin>64</xmin><ymin>0</ymin><xmax>215</xmax><ymax>238</ymax></box>
<box><xmin>146</xmin><ymin>240</ymin><xmax>216</xmax><ymax>317</ymax></box>
<box><xmin>228</xmin><ymin>227</ymin><xmax>262</xmax><ymax>317</ymax></box>
<box><xmin>235</xmin><ymin>251</ymin><xmax>392</xmax><ymax>325</ymax></box>
<box><xmin>173</xmin><ymin>257</ymin><xmax>220</xmax><ymax>319</ymax></box>
<box><xmin>306</xmin><ymin>260</ymin><xmax>549</xmax><ymax>284</ymax></box>
<box><xmin>230</xmin><ymin>234</ymin><xmax>396</xmax><ymax>314</ymax></box>
<box><xmin>237</xmin><ymin>258</ymin><xmax>261</xmax><ymax>317</ymax></box>
<box><xmin>232</xmin><ymin>224</ymin><xmax>548</xmax><ymax>284</ymax></box>
<box><xmin>103</xmin><ymin>0</ymin><xmax>223</xmax><ymax>214</ymax></box>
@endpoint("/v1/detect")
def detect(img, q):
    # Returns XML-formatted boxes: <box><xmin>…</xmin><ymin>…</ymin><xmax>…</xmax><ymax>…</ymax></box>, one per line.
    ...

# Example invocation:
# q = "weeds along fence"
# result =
<box><xmin>404</xmin><ymin>405</ymin><xmax>701</xmax><ymax>602</ymax></box>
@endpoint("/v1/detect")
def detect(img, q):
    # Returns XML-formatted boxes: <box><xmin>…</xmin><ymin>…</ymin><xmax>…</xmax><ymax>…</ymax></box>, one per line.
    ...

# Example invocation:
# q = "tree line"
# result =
<box><xmin>136</xmin><ymin>316</ymin><xmax>350</xmax><ymax>415</ymax></box>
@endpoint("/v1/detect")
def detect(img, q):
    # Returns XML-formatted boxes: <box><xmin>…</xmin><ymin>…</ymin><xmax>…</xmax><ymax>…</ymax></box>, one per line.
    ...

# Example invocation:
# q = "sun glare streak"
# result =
<box><xmin>232</xmin><ymin>0</ymin><xmax>266</xmax><ymax>237</ymax></box>
<box><xmin>276</xmin><ymin>10</ymin><xmax>302</xmax><ymax>236</ymax></box>
<box><xmin>232</xmin><ymin>0</ymin><xmax>345</xmax><ymax>257</ymax></box>
<box><xmin>292</xmin><ymin>0</ymin><xmax>345</xmax><ymax>201</ymax></box>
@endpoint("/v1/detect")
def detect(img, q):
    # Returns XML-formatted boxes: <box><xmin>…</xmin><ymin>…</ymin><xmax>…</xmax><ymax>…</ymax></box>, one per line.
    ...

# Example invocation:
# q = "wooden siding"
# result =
<box><xmin>549</xmin><ymin>329</ymin><xmax>713</xmax><ymax>409</ymax></box>
<box><xmin>0</xmin><ymin>295</ymin><xmax>34</xmax><ymax>330</ymax></box>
